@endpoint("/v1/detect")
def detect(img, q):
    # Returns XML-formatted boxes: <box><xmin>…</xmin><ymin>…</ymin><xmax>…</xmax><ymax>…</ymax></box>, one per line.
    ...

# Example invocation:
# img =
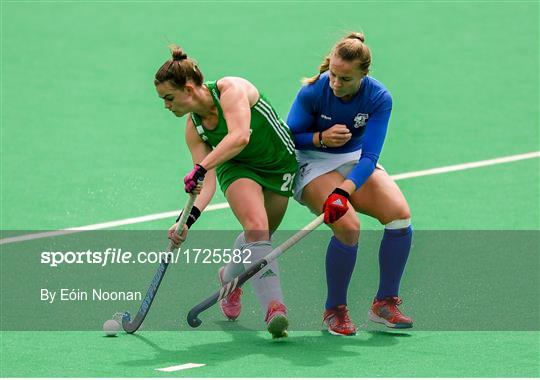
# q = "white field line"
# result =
<box><xmin>0</xmin><ymin>203</ymin><xmax>230</xmax><ymax>245</ymax></box>
<box><xmin>391</xmin><ymin>151</ymin><xmax>539</xmax><ymax>180</ymax></box>
<box><xmin>155</xmin><ymin>363</ymin><xmax>206</xmax><ymax>372</ymax></box>
<box><xmin>1</xmin><ymin>151</ymin><xmax>538</xmax><ymax>245</ymax></box>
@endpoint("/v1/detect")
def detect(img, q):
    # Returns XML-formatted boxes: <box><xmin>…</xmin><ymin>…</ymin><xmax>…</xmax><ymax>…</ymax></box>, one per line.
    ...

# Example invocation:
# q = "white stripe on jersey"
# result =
<box><xmin>262</xmin><ymin>100</ymin><xmax>297</xmax><ymax>151</ymax></box>
<box><xmin>254</xmin><ymin>101</ymin><xmax>295</xmax><ymax>154</ymax></box>
<box><xmin>257</xmin><ymin>99</ymin><xmax>296</xmax><ymax>153</ymax></box>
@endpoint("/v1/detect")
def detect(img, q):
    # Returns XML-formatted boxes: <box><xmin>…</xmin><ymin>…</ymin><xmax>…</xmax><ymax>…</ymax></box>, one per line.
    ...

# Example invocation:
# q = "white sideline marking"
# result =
<box><xmin>155</xmin><ymin>362</ymin><xmax>206</xmax><ymax>372</ymax></box>
<box><xmin>1</xmin><ymin>151</ymin><xmax>538</xmax><ymax>245</ymax></box>
<box><xmin>0</xmin><ymin>202</ymin><xmax>230</xmax><ymax>245</ymax></box>
<box><xmin>391</xmin><ymin>151</ymin><xmax>540</xmax><ymax>180</ymax></box>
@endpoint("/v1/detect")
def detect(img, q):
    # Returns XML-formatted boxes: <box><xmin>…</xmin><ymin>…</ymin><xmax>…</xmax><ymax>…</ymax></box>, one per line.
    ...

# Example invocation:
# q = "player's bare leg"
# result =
<box><xmin>225</xmin><ymin>179</ymin><xmax>289</xmax><ymax>338</ymax></box>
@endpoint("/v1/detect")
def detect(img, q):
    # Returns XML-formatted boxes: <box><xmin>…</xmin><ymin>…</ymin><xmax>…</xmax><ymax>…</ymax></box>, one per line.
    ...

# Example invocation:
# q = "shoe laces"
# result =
<box><xmin>382</xmin><ymin>297</ymin><xmax>404</xmax><ymax>316</ymax></box>
<box><xmin>386</xmin><ymin>296</ymin><xmax>403</xmax><ymax>306</ymax></box>
<box><xmin>334</xmin><ymin>305</ymin><xmax>352</xmax><ymax>324</ymax></box>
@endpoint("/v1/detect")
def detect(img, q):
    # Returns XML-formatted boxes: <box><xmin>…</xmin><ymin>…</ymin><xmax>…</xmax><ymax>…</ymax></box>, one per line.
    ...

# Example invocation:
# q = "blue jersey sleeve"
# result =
<box><xmin>287</xmin><ymin>85</ymin><xmax>318</xmax><ymax>149</ymax></box>
<box><xmin>346</xmin><ymin>92</ymin><xmax>392</xmax><ymax>189</ymax></box>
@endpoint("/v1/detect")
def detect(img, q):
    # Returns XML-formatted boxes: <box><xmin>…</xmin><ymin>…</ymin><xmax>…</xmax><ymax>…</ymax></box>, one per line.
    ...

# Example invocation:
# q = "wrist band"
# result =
<box><xmin>176</xmin><ymin>205</ymin><xmax>202</xmax><ymax>228</ymax></box>
<box><xmin>319</xmin><ymin>131</ymin><xmax>328</xmax><ymax>149</ymax></box>
<box><xmin>195</xmin><ymin>164</ymin><xmax>207</xmax><ymax>175</ymax></box>
<box><xmin>332</xmin><ymin>187</ymin><xmax>350</xmax><ymax>199</ymax></box>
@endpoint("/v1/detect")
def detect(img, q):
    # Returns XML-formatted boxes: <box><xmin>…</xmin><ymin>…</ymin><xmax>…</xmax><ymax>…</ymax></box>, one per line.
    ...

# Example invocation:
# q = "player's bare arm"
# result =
<box><xmin>185</xmin><ymin>116</ymin><xmax>217</xmax><ymax>210</ymax></box>
<box><xmin>198</xmin><ymin>78</ymin><xmax>256</xmax><ymax>170</ymax></box>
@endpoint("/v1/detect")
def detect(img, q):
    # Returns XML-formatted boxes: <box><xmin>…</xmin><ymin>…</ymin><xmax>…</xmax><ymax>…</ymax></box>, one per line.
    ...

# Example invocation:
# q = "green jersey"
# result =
<box><xmin>190</xmin><ymin>80</ymin><xmax>298</xmax><ymax>196</ymax></box>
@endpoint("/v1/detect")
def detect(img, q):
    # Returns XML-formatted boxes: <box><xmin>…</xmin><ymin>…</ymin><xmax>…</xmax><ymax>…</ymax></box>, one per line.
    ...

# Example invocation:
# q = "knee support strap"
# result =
<box><xmin>385</xmin><ymin>218</ymin><xmax>411</xmax><ymax>230</ymax></box>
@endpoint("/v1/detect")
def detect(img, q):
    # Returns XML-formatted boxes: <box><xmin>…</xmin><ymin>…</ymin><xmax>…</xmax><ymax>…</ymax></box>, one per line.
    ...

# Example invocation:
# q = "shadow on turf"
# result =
<box><xmin>119</xmin><ymin>322</ymin><xmax>411</xmax><ymax>370</ymax></box>
<box><xmin>366</xmin><ymin>330</ymin><xmax>413</xmax><ymax>338</ymax></box>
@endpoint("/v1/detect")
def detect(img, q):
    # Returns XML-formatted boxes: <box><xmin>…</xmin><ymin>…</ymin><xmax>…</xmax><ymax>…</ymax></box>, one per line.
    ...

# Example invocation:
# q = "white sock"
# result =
<box><xmin>242</xmin><ymin>240</ymin><xmax>284</xmax><ymax>317</ymax></box>
<box><xmin>222</xmin><ymin>232</ymin><xmax>247</xmax><ymax>282</ymax></box>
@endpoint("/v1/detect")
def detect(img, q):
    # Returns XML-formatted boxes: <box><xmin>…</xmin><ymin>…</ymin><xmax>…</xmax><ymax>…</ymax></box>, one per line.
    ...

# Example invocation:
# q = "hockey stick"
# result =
<box><xmin>187</xmin><ymin>214</ymin><xmax>324</xmax><ymax>327</ymax></box>
<box><xmin>122</xmin><ymin>193</ymin><xmax>197</xmax><ymax>333</ymax></box>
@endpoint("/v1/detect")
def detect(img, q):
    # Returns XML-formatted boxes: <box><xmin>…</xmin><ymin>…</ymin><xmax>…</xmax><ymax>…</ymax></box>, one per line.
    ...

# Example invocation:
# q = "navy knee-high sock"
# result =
<box><xmin>325</xmin><ymin>236</ymin><xmax>358</xmax><ymax>309</ymax></box>
<box><xmin>376</xmin><ymin>225</ymin><xmax>413</xmax><ymax>299</ymax></box>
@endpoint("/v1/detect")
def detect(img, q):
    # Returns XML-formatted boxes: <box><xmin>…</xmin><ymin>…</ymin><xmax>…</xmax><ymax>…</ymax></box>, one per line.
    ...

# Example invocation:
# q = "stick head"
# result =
<box><xmin>188</xmin><ymin>315</ymin><xmax>202</xmax><ymax>327</ymax></box>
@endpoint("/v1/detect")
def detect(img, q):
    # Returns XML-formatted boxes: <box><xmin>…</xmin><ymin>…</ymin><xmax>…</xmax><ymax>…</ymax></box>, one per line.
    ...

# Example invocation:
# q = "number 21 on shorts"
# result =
<box><xmin>281</xmin><ymin>173</ymin><xmax>296</xmax><ymax>192</ymax></box>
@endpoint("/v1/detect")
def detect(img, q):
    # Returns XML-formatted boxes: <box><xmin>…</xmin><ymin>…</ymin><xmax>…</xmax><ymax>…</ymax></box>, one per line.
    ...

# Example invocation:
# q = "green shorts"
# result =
<box><xmin>216</xmin><ymin>157</ymin><xmax>298</xmax><ymax>197</ymax></box>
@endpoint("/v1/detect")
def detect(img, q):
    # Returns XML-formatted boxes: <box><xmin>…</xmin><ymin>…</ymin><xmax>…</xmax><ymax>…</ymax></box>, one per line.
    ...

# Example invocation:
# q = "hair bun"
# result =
<box><xmin>348</xmin><ymin>32</ymin><xmax>365</xmax><ymax>43</ymax></box>
<box><xmin>170</xmin><ymin>46</ymin><xmax>188</xmax><ymax>61</ymax></box>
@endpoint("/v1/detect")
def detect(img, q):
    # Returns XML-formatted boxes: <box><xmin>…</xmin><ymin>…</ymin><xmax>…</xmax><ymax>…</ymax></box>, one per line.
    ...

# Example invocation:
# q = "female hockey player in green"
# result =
<box><xmin>156</xmin><ymin>45</ymin><xmax>297</xmax><ymax>339</ymax></box>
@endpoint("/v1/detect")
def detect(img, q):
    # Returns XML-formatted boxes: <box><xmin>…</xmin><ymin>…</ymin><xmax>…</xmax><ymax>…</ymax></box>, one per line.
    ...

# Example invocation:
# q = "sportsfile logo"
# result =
<box><xmin>41</xmin><ymin>248</ymin><xmax>134</xmax><ymax>267</ymax></box>
<box><xmin>40</xmin><ymin>248</ymin><xmax>252</xmax><ymax>267</ymax></box>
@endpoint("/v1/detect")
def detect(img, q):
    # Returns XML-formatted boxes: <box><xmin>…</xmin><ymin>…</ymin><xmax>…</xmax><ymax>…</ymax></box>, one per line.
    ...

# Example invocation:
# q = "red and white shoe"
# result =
<box><xmin>265</xmin><ymin>300</ymin><xmax>289</xmax><ymax>339</ymax></box>
<box><xmin>218</xmin><ymin>267</ymin><xmax>242</xmax><ymax>321</ymax></box>
<box><xmin>322</xmin><ymin>305</ymin><xmax>357</xmax><ymax>336</ymax></box>
<box><xmin>369</xmin><ymin>297</ymin><xmax>413</xmax><ymax>328</ymax></box>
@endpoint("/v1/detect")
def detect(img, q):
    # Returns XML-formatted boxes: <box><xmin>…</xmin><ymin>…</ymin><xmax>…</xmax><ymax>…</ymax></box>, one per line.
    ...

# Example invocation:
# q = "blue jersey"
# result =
<box><xmin>287</xmin><ymin>72</ymin><xmax>393</xmax><ymax>189</ymax></box>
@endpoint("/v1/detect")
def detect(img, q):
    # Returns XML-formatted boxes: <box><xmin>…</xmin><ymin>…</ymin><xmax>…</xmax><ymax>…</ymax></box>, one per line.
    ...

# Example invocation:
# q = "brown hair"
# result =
<box><xmin>154</xmin><ymin>45</ymin><xmax>204</xmax><ymax>88</ymax></box>
<box><xmin>303</xmin><ymin>32</ymin><xmax>371</xmax><ymax>85</ymax></box>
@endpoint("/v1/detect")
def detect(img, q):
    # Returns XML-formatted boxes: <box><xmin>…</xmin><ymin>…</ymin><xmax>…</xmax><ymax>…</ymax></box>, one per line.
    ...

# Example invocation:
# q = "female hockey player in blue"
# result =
<box><xmin>287</xmin><ymin>32</ymin><xmax>414</xmax><ymax>335</ymax></box>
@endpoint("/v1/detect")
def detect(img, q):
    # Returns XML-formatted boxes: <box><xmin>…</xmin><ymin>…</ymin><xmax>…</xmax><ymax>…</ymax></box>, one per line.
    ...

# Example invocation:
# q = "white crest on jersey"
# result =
<box><xmin>354</xmin><ymin>113</ymin><xmax>369</xmax><ymax>128</ymax></box>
